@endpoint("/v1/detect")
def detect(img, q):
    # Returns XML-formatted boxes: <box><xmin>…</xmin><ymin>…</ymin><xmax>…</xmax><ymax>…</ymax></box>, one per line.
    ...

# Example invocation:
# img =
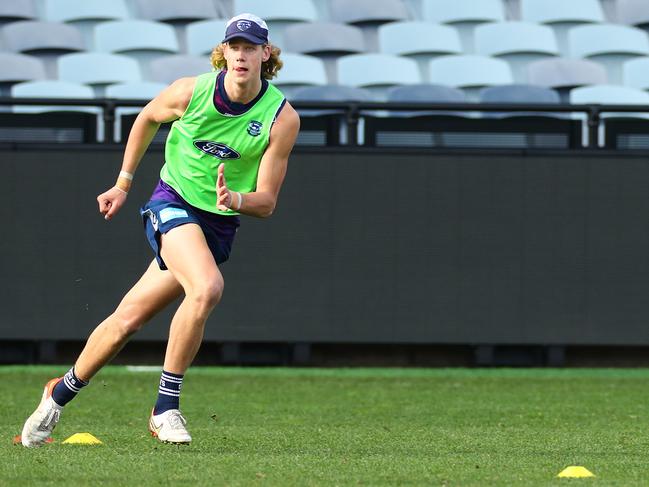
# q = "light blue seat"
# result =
<box><xmin>569</xmin><ymin>24</ymin><xmax>649</xmax><ymax>83</ymax></box>
<box><xmin>421</xmin><ymin>0</ymin><xmax>505</xmax><ymax>53</ymax></box>
<box><xmin>58</xmin><ymin>53</ymin><xmax>141</xmax><ymax>96</ymax></box>
<box><xmin>106</xmin><ymin>81</ymin><xmax>167</xmax><ymax>141</ymax></box>
<box><xmin>428</xmin><ymin>55</ymin><xmax>513</xmax><ymax>100</ymax></box>
<box><xmin>337</xmin><ymin>53</ymin><xmax>420</xmax><ymax>99</ymax></box>
<box><xmin>186</xmin><ymin>19</ymin><xmax>228</xmax><ymax>55</ymax></box>
<box><xmin>272</xmin><ymin>53</ymin><xmax>327</xmax><ymax>98</ymax></box>
<box><xmin>134</xmin><ymin>0</ymin><xmax>217</xmax><ymax>23</ymax></box>
<box><xmin>520</xmin><ymin>0</ymin><xmax>604</xmax><ymax>52</ymax></box>
<box><xmin>0</xmin><ymin>53</ymin><xmax>46</xmax><ymax>95</ymax></box>
<box><xmin>378</xmin><ymin>22</ymin><xmax>462</xmax><ymax>82</ymax></box>
<box><xmin>0</xmin><ymin>0</ymin><xmax>37</xmax><ymax>22</ymax></box>
<box><xmin>148</xmin><ymin>55</ymin><xmax>210</xmax><ymax>84</ymax></box>
<box><xmin>44</xmin><ymin>0</ymin><xmax>130</xmax><ymax>48</ymax></box>
<box><xmin>474</xmin><ymin>22</ymin><xmax>559</xmax><ymax>82</ymax></box>
<box><xmin>94</xmin><ymin>20</ymin><xmax>180</xmax><ymax>77</ymax></box>
<box><xmin>622</xmin><ymin>57</ymin><xmax>649</xmax><ymax>90</ymax></box>
<box><xmin>233</xmin><ymin>0</ymin><xmax>318</xmax><ymax>49</ymax></box>
<box><xmin>11</xmin><ymin>80</ymin><xmax>95</xmax><ymax>112</ymax></box>
<box><xmin>617</xmin><ymin>0</ymin><xmax>649</xmax><ymax>27</ymax></box>
<box><xmin>292</xmin><ymin>85</ymin><xmax>374</xmax><ymax>102</ymax></box>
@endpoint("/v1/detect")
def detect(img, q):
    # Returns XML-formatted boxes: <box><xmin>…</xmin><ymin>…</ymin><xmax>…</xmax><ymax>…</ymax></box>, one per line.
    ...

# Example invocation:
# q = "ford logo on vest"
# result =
<box><xmin>193</xmin><ymin>140</ymin><xmax>241</xmax><ymax>160</ymax></box>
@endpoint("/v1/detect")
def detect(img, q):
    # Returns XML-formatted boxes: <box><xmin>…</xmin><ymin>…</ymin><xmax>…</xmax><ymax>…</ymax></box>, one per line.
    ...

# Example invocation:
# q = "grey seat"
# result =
<box><xmin>617</xmin><ymin>0</ymin><xmax>649</xmax><ymax>27</ymax></box>
<box><xmin>233</xmin><ymin>0</ymin><xmax>318</xmax><ymax>49</ymax></box>
<box><xmin>0</xmin><ymin>0</ymin><xmax>37</xmax><ymax>23</ymax></box>
<box><xmin>623</xmin><ymin>56</ymin><xmax>649</xmax><ymax>90</ymax></box>
<box><xmin>387</xmin><ymin>84</ymin><xmax>467</xmax><ymax>102</ymax></box>
<box><xmin>480</xmin><ymin>84</ymin><xmax>561</xmax><ymax>103</ymax></box>
<box><xmin>421</xmin><ymin>0</ymin><xmax>505</xmax><ymax>53</ymax></box>
<box><xmin>283</xmin><ymin>22</ymin><xmax>365</xmax><ymax>83</ymax></box>
<box><xmin>148</xmin><ymin>55</ymin><xmax>211</xmax><ymax>84</ymax></box>
<box><xmin>527</xmin><ymin>57</ymin><xmax>608</xmax><ymax>100</ymax></box>
<box><xmin>106</xmin><ymin>81</ymin><xmax>167</xmax><ymax>142</ymax></box>
<box><xmin>0</xmin><ymin>53</ymin><xmax>46</xmax><ymax>95</ymax></box>
<box><xmin>1</xmin><ymin>21</ymin><xmax>85</xmax><ymax>77</ymax></box>
<box><xmin>292</xmin><ymin>85</ymin><xmax>374</xmax><ymax>102</ymax></box>
<box><xmin>330</xmin><ymin>0</ymin><xmax>409</xmax><ymax>50</ymax></box>
<box><xmin>134</xmin><ymin>0</ymin><xmax>217</xmax><ymax>23</ymax></box>
<box><xmin>58</xmin><ymin>52</ymin><xmax>142</xmax><ymax>96</ymax></box>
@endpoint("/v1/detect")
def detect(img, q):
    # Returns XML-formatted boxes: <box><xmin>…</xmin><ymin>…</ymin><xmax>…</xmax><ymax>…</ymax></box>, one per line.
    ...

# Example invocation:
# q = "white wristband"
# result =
<box><xmin>119</xmin><ymin>170</ymin><xmax>134</xmax><ymax>181</ymax></box>
<box><xmin>233</xmin><ymin>191</ymin><xmax>243</xmax><ymax>211</ymax></box>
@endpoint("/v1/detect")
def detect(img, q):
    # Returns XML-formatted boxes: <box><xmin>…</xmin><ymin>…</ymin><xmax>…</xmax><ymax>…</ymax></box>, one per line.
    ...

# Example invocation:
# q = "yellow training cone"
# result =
<box><xmin>62</xmin><ymin>433</ymin><xmax>102</xmax><ymax>445</ymax></box>
<box><xmin>557</xmin><ymin>466</ymin><xmax>595</xmax><ymax>478</ymax></box>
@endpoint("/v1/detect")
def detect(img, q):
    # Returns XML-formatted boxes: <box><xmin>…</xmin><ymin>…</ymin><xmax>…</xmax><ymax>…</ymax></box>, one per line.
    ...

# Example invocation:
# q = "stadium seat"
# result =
<box><xmin>134</xmin><ymin>0</ymin><xmax>218</xmax><ymax>23</ymax></box>
<box><xmin>330</xmin><ymin>0</ymin><xmax>409</xmax><ymax>50</ymax></box>
<box><xmin>568</xmin><ymin>24</ymin><xmax>649</xmax><ymax>83</ymax></box>
<box><xmin>520</xmin><ymin>0</ymin><xmax>604</xmax><ymax>52</ymax></box>
<box><xmin>186</xmin><ymin>19</ymin><xmax>228</xmax><ymax>55</ymax></box>
<box><xmin>0</xmin><ymin>53</ymin><xmax>46</xmax><ymax>95</ymax></box>
<box><xmin>283</xmin><ymin>22</ymin><xmax>366</xmax><ymax>83</ymax></box>
<box><xmin>271</xmin><ymin>53</ymin><xmax>327</xmax><ymax>99</ymax></box>
<box><xmin>337</xmin><ymin>53</ymin><xmax>421</xmax><ymax>99</ymax></box>
<box><xmin>291</xmin><ymin>85</ymin><xmax>375</xmax><ymax>145</ymax></box>
<box><xmin>1</xmin><ymin>21</ymin><xmax>85</xmax><ymax>78</ymax></box>
<box><xmin>9</xmin><ymin>80</ymin><xmax>101</xmax><ymax>140</ymax></box>
<box><xmin>386</xmin><ymin>83</ymin><xmax>469</xmax><ymax>117</ymax></box>
<box><xmin>106</xmin><ymin>81</ymin><xmax>167</xmax><ymax>142</ymax></box>
<box><xmin>622</xmin><ymin>57</ymin><xmax>649</xmax><ymax>90</ymax></box>
<box><xmin>527</xmin><ymin>58</ymin><xmax>608</xmax><ymax>101</ymax></box>
<box><xmin>421</xmin><ymin>0</ymin><xmax>505</xmax><ymax>53</ymax></box>
<box><xmin>378</xmin><ymin>22</ymin><xmax>462</xmax><ymax>82</ymax></box>
<box><xmin>44</xmin><ymin>0</ymin><xmax>130</xmax><ymax>49</ymax></box>
<box><xmin>233</xmin><ymin>0</ymin><xmax>318</xmax><ymax>49</ymax></box>
<box><xmin>474</xmin><ymin>22</ymin><xmax>559</xmax><ymax>83</ymax></box>
<box><xmin>148</xmin><ymin>55</ymin><xmax>211</xmax><ymax>84</ymax></box>
<box><xmin>428</xmin><ymin>55</ymin><xmax>513</xmax><ymax>100</ymax></box>
<box><xmin>0</xmin><ymin>0</ymin><xmax>37</xmax><ymax>23</ymax></box>
<box><xmin>479</xmin><ymin>84</ymin><xmax>562</xmax><ymax>118</ymax></box>
<box><xmin>617</xmin><ymin>0</ymin><xmax>649</xmax><ymax>27</ymax></box>
<box><xmin>58</xmin><ymin>53</ymin><xmax>141</xmax><ymax>96</ymax></box>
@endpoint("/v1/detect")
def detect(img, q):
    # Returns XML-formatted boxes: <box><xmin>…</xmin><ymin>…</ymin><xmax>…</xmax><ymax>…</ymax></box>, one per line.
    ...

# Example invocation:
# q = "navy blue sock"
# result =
<box><xmin>51</xmin><ymin>367</ymin><xmax>88</xmax><ymax>407</ymax></box>
<box><xmin>153</xmin><ymin>370</ymin><xmax>184</xmax><ymax>415</ymax></box>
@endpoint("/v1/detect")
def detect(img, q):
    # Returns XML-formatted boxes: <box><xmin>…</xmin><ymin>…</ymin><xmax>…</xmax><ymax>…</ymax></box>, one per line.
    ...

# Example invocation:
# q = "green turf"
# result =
<box><xmin>3</xmin><ymin>366</ymin><xmax>649</xmax><ymax>486</ymax></box>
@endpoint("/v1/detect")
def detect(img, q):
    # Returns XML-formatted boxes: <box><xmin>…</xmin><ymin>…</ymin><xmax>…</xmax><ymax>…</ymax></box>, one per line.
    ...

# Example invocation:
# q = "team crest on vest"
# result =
<box><xmin>237</xmin><ymin>20</ymin><xmax>252</xmax><ymax>31</ymax></box>
<box><xmin>247</xmin><ymin>120</ymin><xmax>263</xmax><ymax>137</ymax></box>
<box><xmin>193</xmin><ymin>140</ymin><xmax>241</xmax><ymax>160</ymax></box>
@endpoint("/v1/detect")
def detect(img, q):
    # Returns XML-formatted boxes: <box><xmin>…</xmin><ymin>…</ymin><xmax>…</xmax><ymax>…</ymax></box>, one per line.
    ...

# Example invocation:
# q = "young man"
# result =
<box><xmin>19</xmin><ymin>13</ymin><xmax>299</xmax><ymax>446</ymax></box>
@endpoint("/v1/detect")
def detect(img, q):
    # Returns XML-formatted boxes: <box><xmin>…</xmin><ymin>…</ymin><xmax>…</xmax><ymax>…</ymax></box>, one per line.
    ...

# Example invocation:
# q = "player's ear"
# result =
<box><xmin>262</xmin><ymin>44</ymin><xmax>271</xmax><ymax>62</ymax></box>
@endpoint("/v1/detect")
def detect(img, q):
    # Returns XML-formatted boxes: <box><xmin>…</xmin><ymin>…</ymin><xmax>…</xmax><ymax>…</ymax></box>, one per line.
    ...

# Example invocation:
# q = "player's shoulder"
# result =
<box><xmin>275</xmin><ymin>101</ymin><xmax>300</xmax><ymax>132</ymax></box>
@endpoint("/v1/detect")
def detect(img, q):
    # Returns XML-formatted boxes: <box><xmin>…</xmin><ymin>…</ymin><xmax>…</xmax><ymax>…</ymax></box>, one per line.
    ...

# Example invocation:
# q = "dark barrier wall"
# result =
<box><xmin>2</xmin><ymin>147</ymin><xmax>649</xmax><ymax>345</ymax></box>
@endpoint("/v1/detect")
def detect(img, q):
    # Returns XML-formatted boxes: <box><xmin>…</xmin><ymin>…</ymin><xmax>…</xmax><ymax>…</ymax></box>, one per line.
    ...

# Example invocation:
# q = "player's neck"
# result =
<box><xmin>223</xmin><ymin>72</ymin><xmax>262</xmax><ymax>105</ymax></box>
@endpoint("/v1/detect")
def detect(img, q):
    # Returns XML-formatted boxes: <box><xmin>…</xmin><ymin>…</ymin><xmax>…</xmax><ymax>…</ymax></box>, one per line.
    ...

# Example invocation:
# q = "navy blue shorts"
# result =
<box><xmin>140</xmin><ymin>198</ymin><xmax>240</xmax><ymax>270</ymax></box>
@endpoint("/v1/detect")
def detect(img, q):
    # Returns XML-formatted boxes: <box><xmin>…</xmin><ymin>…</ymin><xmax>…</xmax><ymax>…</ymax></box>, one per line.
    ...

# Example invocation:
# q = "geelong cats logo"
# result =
<box><xmin>193</xmin><ymin>140</ymin><xmax>241</xmax><ymax>160</ymax></box>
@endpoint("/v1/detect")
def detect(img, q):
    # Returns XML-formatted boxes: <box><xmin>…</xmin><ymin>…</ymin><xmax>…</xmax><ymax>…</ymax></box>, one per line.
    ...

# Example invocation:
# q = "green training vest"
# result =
<box><xmin>160</xmin><ymin>71</ymin><xmax>286</xmax><ymax>215</ymax></box>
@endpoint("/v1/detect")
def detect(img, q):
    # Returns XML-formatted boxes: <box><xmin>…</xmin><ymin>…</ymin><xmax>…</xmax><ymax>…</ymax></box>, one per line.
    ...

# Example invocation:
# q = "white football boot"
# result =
<box><xmin>21</xmin><ymin>378</ymin><xmax>64</xmax><ymax>447</ymax></box>
<box><xmin>149</xmin><ymin>409</ymin><xmax>192</xmax><ymax>444</ymax></box>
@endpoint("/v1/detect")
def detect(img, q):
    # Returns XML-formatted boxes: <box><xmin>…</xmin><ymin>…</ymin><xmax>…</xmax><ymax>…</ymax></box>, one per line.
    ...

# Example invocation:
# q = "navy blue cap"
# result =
<box><xmin>222</xmin><ymin>13</ymin><xmax>269</xmax><ymax>45</ymax></box>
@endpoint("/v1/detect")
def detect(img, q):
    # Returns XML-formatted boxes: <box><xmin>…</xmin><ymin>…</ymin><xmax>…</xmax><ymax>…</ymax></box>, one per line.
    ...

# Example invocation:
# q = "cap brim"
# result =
<box><xmin>222</xmin><ymin>33</ymin><xmax>266</xmax><ymax>45</ymax></box>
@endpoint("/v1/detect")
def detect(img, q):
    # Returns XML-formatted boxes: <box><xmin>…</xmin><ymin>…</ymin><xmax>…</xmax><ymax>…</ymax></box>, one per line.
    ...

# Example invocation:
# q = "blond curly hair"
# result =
<box><xmin>210</xmin><ymin>43</ymin><xmax>283</xmax><ymax>80</ymax></box>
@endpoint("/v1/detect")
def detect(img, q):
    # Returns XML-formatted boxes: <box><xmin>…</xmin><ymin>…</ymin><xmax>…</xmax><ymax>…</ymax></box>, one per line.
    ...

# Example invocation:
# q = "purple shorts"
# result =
<box><xmin>140</xmin><ymin>180</ymin><xmax>240</xmax><ymax>270</ymax></box>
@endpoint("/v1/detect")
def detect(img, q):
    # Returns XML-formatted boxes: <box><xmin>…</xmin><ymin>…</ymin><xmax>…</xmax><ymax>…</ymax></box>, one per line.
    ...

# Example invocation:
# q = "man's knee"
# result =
<box><xmin>188</xmin><ymin>275</ymin><xmax>224</xmax><ymax>311</ymax></box>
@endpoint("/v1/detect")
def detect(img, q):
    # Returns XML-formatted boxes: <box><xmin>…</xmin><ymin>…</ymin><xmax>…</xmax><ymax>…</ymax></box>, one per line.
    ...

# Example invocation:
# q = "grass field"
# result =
<box><xmin>2</xmin><ymin>366</ymin><xmax>649</xmax><ymax>486</ymax></box>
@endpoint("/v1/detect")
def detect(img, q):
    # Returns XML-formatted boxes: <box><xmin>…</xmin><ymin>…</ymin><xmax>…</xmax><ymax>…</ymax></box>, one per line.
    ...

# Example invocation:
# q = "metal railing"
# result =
<box><xmin>2</xmin><ymin>97</ymin><xmax>649</xmax><ymax>148</ymax></box>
